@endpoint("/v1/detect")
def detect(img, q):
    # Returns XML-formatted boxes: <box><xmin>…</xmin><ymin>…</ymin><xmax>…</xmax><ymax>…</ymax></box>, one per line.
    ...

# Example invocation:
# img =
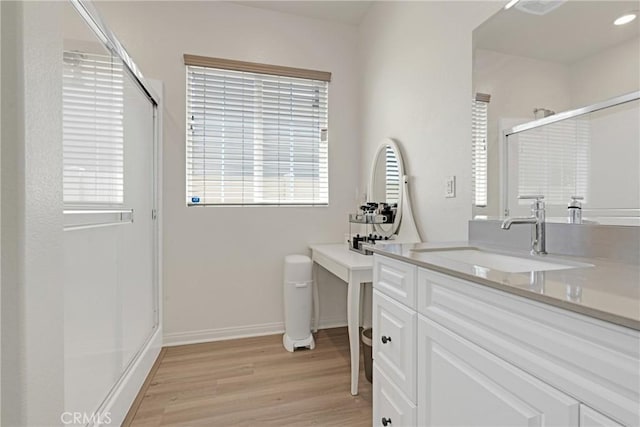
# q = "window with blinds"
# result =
<box><xmin>516</xmin><ymin>118</ymin><xmax>590</xmax><ymax>205</ymax></box>
<box><xmin>185</xmin><ymin>58</ymin><xmax>330</xmax><ymax>206</ymax></box>
<box><xmin>472</xmin><ymin>94</ymin><xmax>489</xmax><ymax>207</ymax></box>
<box><xmin>63</xmin><ymin>50</ymin><xmax>124</xmax><ymax>205</ymax></box>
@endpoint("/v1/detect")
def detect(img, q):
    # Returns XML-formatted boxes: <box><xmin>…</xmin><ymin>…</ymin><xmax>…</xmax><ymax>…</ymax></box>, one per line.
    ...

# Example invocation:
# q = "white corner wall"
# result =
<box><xmin>359</xmin><ymin>1</ymin><xmax>502</xmax><ymax>241</ymax></box>
<box><xmin>95</xmin><ymin>1</ymin><xmax>361</xmax><ymax>343</ymax></box>
<box><xmin>1</xmin><ymin>1</ymin><xmax>65</xmax><ymax>425</ymax></box>
<box><xmin>569</xmin><ymin>36</ymin><xmax>640</xmax><ymax>108</ymax></box>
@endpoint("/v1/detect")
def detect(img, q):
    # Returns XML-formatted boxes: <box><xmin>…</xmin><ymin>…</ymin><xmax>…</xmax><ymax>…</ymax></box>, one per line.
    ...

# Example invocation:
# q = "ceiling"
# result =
<box><xmin>233</xmin><ymin>1</ymin><xmax>373</xmax><ymax>25</ymax></box>
<box><xmin>474</xmin><ymin>0</ymin><xmax>640</xmax><ymax>64</ymax></box>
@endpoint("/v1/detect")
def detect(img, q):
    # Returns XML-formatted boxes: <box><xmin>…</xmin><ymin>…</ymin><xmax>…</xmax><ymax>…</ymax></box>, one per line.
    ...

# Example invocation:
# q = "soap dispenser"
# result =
<box><xmin>568</xmin><ymin>196</ymin><xmax>584</xmax><ymax>224</ymax></box>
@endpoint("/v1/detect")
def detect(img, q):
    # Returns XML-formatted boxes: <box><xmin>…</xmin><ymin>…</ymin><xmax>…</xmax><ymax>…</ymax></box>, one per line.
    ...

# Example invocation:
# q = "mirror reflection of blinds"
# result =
<box><xmin>472</xmin><ymin>98</ymin><xmax>488</xmax><ymax>207</ymax></box>
<box><xmin>186</xmin><ymin>65</ymin><xmax>329</xmax><ymax>206</ymax></box>
<box><xmin>63</xmin><ymin>51</ymin><xmax>124</xmax><ymax>205</ymax></box>
<box><xmin>385</xmin><ymin>146</ymin><xmax>400</xmax><ymax>205</ymax></box>
<box><xmin>517</xmin><ymin>119</ymin><xmax>590</xmax><ymax>205</ymax></box>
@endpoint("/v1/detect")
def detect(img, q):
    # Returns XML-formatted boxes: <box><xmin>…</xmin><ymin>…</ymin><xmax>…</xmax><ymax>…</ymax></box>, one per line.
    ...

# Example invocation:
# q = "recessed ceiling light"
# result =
<box><xmin>614</xmin><ymin>13</ymin><xmax>637</xmax><ymax>26</ymax></box>
<box><xmin>504</xmin><ymin>0</ymin><xmax>520</xmax><ymax>10</ymax></box>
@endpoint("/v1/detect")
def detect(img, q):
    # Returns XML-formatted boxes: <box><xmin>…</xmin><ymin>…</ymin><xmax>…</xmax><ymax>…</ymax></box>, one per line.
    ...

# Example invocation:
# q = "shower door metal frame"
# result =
<box><xmin>70</xmin><ymin>0</ymin><xmax>160</xmax><ymax>106</ymax></box>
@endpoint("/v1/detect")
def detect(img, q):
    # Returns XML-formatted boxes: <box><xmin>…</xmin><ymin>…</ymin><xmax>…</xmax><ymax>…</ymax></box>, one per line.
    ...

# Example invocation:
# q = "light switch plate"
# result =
<box><xmin>445</xmin><ymin>176</ymin><xmax>456</xmax><ymax>198</ymax></box>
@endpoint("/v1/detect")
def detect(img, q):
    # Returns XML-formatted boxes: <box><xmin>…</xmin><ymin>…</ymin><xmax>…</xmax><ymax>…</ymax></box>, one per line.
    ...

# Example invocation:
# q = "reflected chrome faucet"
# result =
<box><xmin>501</xmin><ymin>195</ymin><xmax>547</xmax><ymax>255</ymax></box>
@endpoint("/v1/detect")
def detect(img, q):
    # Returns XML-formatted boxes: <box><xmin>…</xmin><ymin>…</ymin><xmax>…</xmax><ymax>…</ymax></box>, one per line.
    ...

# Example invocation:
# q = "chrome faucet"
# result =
<box><xmin>501</xmin><ymin>195</ymin><xmax>547</xmax><ymax>255</ymax></box>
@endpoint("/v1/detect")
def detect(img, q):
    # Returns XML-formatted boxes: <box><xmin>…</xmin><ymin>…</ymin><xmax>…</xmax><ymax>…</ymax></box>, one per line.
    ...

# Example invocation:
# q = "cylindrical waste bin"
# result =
<box><xmin>283</xmin><ymin>254</ymin><xmax>315</xmax><ymax>352</ymax></box>
<box><xmin>361</xmin><ymin>328</ymin><xmax>373</xmax><ymax>383</ymax></box>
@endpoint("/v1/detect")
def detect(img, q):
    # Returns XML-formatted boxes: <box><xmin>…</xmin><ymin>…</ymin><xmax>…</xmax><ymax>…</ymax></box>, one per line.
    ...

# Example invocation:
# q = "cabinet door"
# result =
<box><xmin>417</xmin><ymin>315</ymin><xmax>580</xmax><ymax>427</ymax></box>
<box><xmin>373</xmin><ymin>365</ymin><xmax>416</xmax><ymax>427</ymax></box>
<box><xmin>580</xmin><ymin>405</ymin><xmax>624</xmax><ymax>427</ymax></box>
<box><xmin>373</xmin><ymin>290</ymin><xmax>417</xmax><ymax>402</ymax></box>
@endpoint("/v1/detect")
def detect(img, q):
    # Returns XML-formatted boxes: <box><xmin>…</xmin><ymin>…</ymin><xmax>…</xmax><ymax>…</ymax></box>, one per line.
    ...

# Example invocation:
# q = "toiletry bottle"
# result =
<box><xmin>568</xmin><ymin>196</ymin><xmax>584</xmax><ymax>224</ymax></box>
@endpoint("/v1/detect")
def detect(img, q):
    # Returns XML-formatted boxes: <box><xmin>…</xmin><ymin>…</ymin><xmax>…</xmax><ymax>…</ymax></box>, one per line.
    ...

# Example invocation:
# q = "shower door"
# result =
<box><xmin>61</xmin><ymin>1</ymin><xmax>159</xmax><ymax>418</ymax></box>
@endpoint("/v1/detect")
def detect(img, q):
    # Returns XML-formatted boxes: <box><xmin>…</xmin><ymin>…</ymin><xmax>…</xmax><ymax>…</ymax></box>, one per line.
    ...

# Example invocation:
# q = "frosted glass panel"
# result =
<box><xmin>62</xmin><ymin>1</ymin><xmax>157</xmax><ymax>417</ymax></box>
<box><xmin>119</xmin><ymin>71</ymin><xmax>156</xmax><ymax>370</ymax></box>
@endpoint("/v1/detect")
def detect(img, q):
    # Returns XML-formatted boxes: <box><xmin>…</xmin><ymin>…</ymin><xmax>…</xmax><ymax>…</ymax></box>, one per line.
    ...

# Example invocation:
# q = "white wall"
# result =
<box><xmin>95</xmin><ymin>1</ymin><xmax>361</xmax><ymax>343</ymax></box>
<box><xmin>359</xmin><ymin>1</ymin><xmax>502</xmax><ymax>241</ymax></box>
<box><xmin>569</xmin><ymin>37</ymin><xmax>640</xmax><ymax>108</ymax></box>
<box><xmin>473</xmin><ymin>49</ymin><xmax>571</xmax><ymax>216</ymax></box>
<box><xmin>1</xmin><ymin>2</ymin><xmax>65</xmax><ymax>425</ymax></box>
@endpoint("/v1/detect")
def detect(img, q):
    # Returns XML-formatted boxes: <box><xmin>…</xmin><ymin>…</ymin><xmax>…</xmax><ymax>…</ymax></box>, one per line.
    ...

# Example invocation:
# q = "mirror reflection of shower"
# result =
<box><xmin>472</xmin><ymin>0</ymin><xmax>639</xmax><ymax>220</ymax></box>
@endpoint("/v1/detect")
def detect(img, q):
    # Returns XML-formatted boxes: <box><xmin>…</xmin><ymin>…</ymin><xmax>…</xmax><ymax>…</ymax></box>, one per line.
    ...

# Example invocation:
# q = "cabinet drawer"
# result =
<box><xmin>373</xmin><ymin>254</ymin><xmax>417</xmax><ymax>308</ymax></box>
<box><xmin>418</xmin><ymin>315</ymin><xmax>580</xmax><ymax>427</ymax></box>
<box><xmin>579</xmin><ymin>405</ymin><xmax>624</xmax><ymax>427</ymax></box>
<box><xmin>417</xmin><ymin>267</ymin><xmax>640</xmax><ymax>427</ymax></box>
<box><xmin>373</xmin><ymin>365</ymin><xmax>416</xmax><ymax>427</ymax></box>
<box><xmin>373</xmin><ymin>290</ymin><xmax>416</xmax><ymax>402</ymax></box>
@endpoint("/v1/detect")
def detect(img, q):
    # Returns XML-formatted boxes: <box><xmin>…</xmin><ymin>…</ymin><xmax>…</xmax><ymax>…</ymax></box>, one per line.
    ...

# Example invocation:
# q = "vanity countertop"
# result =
<box><xmin>367</xmin><ymin>241</ymin><xmax>640</xmax><ymax>331</ymax></box>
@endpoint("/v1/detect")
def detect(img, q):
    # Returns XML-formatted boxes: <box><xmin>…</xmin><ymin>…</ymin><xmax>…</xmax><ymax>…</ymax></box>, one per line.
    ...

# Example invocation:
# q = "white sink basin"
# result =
<box><xmin>412</xmin><ymin>248</ymin><xmax>591</xmax><ymax>273</ymax></box>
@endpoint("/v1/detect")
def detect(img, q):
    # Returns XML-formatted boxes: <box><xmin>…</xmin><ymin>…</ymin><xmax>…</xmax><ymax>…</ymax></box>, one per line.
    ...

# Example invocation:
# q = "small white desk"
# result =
<box><xmin>309</xmin><ymin>243</ymin><xmax>373</xmax><ymax>395</ymax></box>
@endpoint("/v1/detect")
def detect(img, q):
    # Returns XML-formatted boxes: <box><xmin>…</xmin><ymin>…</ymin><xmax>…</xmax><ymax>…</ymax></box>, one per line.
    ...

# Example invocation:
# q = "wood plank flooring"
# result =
<box><xmin>125</xmin><ymin>328</ymin><xmax>373</xmax><ymax>426</ymax></box>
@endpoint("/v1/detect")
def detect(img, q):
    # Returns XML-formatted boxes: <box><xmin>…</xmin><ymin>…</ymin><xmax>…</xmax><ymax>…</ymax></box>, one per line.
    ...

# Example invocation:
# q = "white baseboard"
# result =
<box><xmin>94</xmin><ymin>327</ymin><xmax>162</xmax><ymax>427</ymax></box>
<box><xmin>163</xmin><ymin>317</ymin><xmax>347</xmax><ymax>347</ymax></box>
<box><xmin>317</xmin><ymin>316</ymin><xmax>348</xmax><ymax>330</ymax></box>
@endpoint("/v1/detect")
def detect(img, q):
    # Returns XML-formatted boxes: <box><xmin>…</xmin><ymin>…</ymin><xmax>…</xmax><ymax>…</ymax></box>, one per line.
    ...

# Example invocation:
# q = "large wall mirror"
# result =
<box><xmin>472</xmin><ymin>0</ymin><xmax>640</xmax><ymax>225</ymax></box>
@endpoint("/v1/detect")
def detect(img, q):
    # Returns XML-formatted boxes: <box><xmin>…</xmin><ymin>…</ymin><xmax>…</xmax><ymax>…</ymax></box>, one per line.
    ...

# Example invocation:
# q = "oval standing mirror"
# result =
<box><xmin>369</xmin><ymin>139</ymin><xmax>403</xmax><ymax>238</ymax></box>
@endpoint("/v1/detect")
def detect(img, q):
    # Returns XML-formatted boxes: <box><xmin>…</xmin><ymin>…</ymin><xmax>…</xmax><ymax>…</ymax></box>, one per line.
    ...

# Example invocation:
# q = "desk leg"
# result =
<box><xmin>312</xmin><ymin>262</ymin><xmax>319</xmax><ymax>333</ymax></box>
<box><xmin>347</xmin><ymin>272</ymin><xmax>361</xmax><ymax>396</ymax></box>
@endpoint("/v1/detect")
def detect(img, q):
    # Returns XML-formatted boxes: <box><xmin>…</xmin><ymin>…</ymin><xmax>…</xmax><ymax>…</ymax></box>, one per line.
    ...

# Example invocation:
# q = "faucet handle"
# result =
<box><xmin>518</xmin><ymin>195</ymin><xmax>545</xmax><ymax>200</ymax></box>
<box><xmin>519</xmin><ymin>195</ymin><xmax>545</xmax><ymax>211</ymax></box>
<box><xmin>570</xmin><ymin>195</ymin><xmax>584</xmax><ymax>201</ymax></box>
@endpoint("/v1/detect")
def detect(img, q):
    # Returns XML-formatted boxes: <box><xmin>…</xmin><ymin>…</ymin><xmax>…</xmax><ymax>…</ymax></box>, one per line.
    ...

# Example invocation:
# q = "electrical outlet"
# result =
<box><xmin>445</xmin><ymin>176</ymin><xmax>456</xmax><ymax>198</ymax></box>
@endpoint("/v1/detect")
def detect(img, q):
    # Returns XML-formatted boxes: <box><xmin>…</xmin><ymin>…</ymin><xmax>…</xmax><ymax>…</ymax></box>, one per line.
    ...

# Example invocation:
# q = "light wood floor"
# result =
<box><xmin>125</xmin><ymin>328</ymin><xmax>373</xmax><ymax>426</ymax></box>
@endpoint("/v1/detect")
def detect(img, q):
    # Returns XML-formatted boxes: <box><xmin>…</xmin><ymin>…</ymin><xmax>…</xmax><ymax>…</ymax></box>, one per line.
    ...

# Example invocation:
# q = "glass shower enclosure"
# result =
<box><xmin>61</xmin><ymin>0</ymin><xmax>161</xmax><ymax>421</ymax></box>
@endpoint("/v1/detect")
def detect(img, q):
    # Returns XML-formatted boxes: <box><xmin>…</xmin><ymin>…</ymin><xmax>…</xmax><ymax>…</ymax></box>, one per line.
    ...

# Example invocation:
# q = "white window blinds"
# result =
<box><xmin>385</xmin><ymin>145</ymin><xmax>400</xmax><ymax>205</ymax></box>
<box><xmin>517</xmin><ymin>119</ymin><xmax>590</xmax><ymax>205</ymax></box>
<box><xmin>186</xmin><ymin>64</ymin><xmax>329</xmax><ymax>206</ymax></box>
<box><xmin>472</xmin><ymin>94</ymin><xmax>489</xmax><ymax>207</ymax></box>
<box><xmin>63</xmin><ymin>51</ymin><xmax>124</xmax><ymax>205</ymax></box>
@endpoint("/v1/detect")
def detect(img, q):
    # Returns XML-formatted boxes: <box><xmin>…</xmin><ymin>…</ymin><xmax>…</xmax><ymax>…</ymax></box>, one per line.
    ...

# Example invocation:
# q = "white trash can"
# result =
<box><xmin>282</xmin><ymin>254</ymin><xmax>315</xmax><ymax>352</ymax></box>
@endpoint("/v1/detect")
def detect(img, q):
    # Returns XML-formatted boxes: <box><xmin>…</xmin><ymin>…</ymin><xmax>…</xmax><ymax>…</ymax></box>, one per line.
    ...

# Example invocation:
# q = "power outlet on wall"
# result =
<box><xmin>445</xmin><ymin>176</ymin><xmax>456</xmax><ymax>198</ymax></box>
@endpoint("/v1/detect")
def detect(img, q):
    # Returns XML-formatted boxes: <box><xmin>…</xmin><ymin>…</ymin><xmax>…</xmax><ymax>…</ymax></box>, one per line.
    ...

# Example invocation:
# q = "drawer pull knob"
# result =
<box><xmin>381</xmin><ymin>417</ymin><xmax>392</xmax><ymax>426</ymax></box>
<box><xmin>381</xmin><ymin>336</ymin><xmax>392</xmax><ymax>344</ymax></box>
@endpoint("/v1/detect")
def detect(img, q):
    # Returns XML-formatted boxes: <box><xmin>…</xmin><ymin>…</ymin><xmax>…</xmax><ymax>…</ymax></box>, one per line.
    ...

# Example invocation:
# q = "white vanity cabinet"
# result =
<box><xmin>417</xmin><ymin>316</ymin><xmax>579</xmax><ymax>426</ymax></box>
<box><xmin>371</xmin><ymin>254</ymin><xmax>640</xmax><ymax>427</ymax></box>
